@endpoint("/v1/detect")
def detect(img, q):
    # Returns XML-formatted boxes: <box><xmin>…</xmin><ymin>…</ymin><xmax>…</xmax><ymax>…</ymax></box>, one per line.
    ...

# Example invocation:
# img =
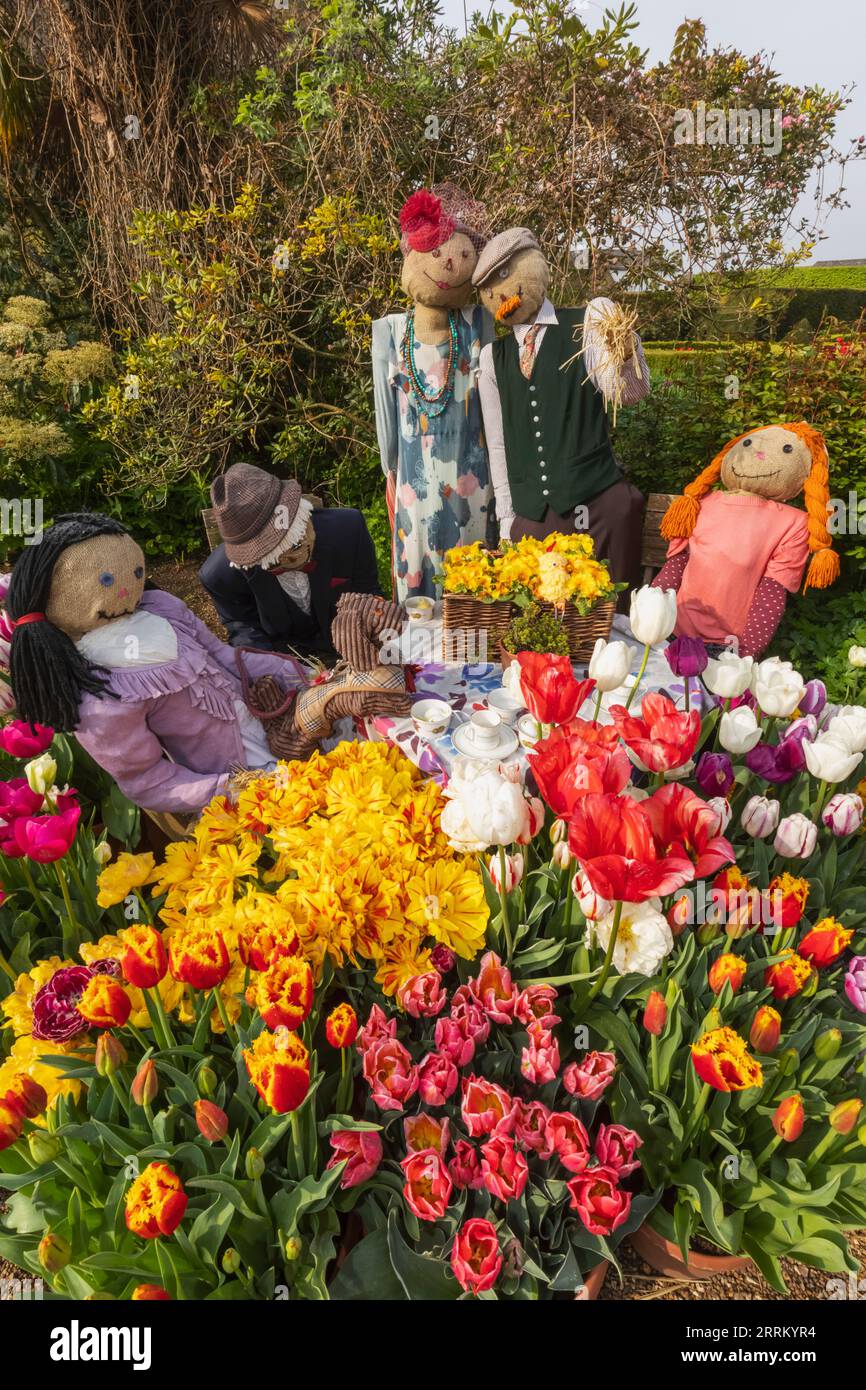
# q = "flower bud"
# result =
<box><xmin>772</xmin><ymin>1094</ymin><xmax>805</xmax><ymax>1142</ymax></box>
<box><xmin>4</xmin><ymin>1073</ymin><xmax>48</xmax><ymax>1118</ymax></box>
<box><xmin>551</xmin><ymin>840</ymin><xmax>572</xmax><ymax>869</ymax></box>
<box><xmin>813</xmin><ymin>1028</ymin><xmax>842</xmax><ymax>1062</ymax></box>
<box><xmin>829</xmin><ymin>1098</ymin><xmax>863</xmax><ymax>1135</ymax></box>
<box><xmin>25</xmin><ymin>753</ymin><xmax>57</xmax><ymax>796</ymax></box>
<box><xmin>284</xmin><ymin>1235</ymin><xmax>302</xmax><ymax>1261</ymax></box>
<box><xmin>195</xmin><ymin>1099</ymin><xmax>229</xmax><ymax>1143</ymax></box>
<box><xmin>666</xmin><ymin>894</ymin><xmax>692</xmax><ymax>937</ymax></box>
<box><xmin>696</xmin><ymin>919</ymin><xmax>721</xmax><ymax>946</ymax></box>
<box><xmin>28</xmin><ymin>1130</ymin><xmax>60</xmax><ymax>1164</ymax></box>
<box><xmin>222</xmin><ymin>1248</ymin><xmax>242</xmax><ymax>1275</ymax></box>
<box><xmin>131</xmin><ymin>1058</ymin><xmax>158</xmax><ymax>1107</ymax></box>
<box><xmin>0</xmin><ymin>1100</ymin><xmax>22</xmax><ymax>1151</ymax></box>
<box><xmin>93</xmin><ymin>840</ymin><xmax>113</xmax><ymax>866</ymax></box>
<box><xmin>857</xmin><ymin>1122</ymin><xmax>866</xmax><ymax>1149</ymax></box>
<box><xmin>550</xmin><ymin>817</ymin><xmax>568</xmax><ymax>844</ymax></box>
<box><xmin>38</xmin><ymin>1231</ymin><xmax>72</xmax><ymax>1274</ymax></box>
<box><xmin>197</xmin><ymin>1064</ymin><xmax>217</xmax><ymax>1097</ymax></box>
<box><xmin>430</xmin><ymin>944</ymin><xmax>456</xmax><ymax>975</ymax></box>
<box><xmin>95</xmin><ymin>1033</ymin><xmax>127</xmax><ymax>1077</ymax></box>
<box><xmin>749</xmin><ymin>1006</ymin><xmax>781</xmax><ymax>1055</ymax></box>
<box><xmin>245</xmin><ymin>1146</ymin><xmax>265</xmax><ymax>1180</ymax></box>
<box><xmin>642</xmin><ymin>990</ymin><xmax>667</xmax><ymax>1037</ymax></box>
<box><xmin>778</xmin><ymin>1047</ymin><xmax>800</xmax><ymax>1076</ymax></box>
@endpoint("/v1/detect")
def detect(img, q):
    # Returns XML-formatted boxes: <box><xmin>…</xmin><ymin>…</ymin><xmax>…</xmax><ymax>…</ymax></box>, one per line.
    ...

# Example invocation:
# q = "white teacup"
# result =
<box><xmin>405</xmin><ymin>596</ymin><xmax>434</xmax><ymax>624</ymax></box>
<box><xmin>487</xmin><ymin>687</ymin><xmax>523</xmax><ymax>725</ymax></box>
<box><xmin>411</xmin><ymin>698</ymin><xmax>451</xmax><ymax>737</ymax></box>
<box><xmin>466</xmin><ymin>709</ymin><xmax>503</xmax><ymax>750</ymax></box>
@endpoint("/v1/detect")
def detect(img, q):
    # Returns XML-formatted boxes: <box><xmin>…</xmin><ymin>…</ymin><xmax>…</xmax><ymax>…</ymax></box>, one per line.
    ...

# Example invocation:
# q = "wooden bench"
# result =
<box><xmin>640</xmin><ymin>491</ymin><xmax>677</xmax><ymax>585</ymax></box>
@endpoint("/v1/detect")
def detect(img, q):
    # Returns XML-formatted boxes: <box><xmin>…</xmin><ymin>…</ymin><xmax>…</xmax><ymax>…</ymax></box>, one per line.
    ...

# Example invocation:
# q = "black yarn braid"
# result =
<box><xmin>7</xmin><ymin>513</ymin><xmax>129</xmax><ymax>731</ymax></box>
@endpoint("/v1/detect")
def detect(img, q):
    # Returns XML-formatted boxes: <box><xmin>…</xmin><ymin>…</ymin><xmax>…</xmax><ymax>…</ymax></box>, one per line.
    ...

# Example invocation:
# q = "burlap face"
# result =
<box><xmin>267</xmin><ymin>517</ymin><xmax>315</xmax><ymax>573</ymax></box>
<box><xmin>476</xmin><ymin>246</ymin><xmax>549</xmax><ymax>325</ymax></box>
<box><xmin>400</xmin><ymin>230</ymin><xmax>479</xmax><ymax>310</ymax></box>
<box><xmin>719</xmin><ymin>425</ymin><xmax>813</xmax><ymax>502</ymax></box>
<box><xmin>45</xmin><ymin>534</ymin><xmax>146</xmax><ymax>640</ymax></box>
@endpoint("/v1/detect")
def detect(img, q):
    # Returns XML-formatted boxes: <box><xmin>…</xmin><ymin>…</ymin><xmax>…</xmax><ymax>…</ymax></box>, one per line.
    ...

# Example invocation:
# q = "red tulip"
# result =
<box><xmin>12</xmin><ymin>805</ymin><xmax>80</xmax><ymax>862</ymax></box>
<box><xmin>567</xmin><ymin>792</ymin><xmax>694</xmax><ymax>903</ymax></box>
<box><xmin>195</xmin><ymin>1099</ymin><xmax>229</xmax><ymax>1142</ymax></box>
<box><xmin>641</xmin><ymin>783</ymin><xmax>735</xmax><ymax>880</ymax></box>
<box><xmin>642</xmin><ymin>990</ymin><xmax>667</xmax><ymax>1036</ymax></box>
<box><xmin>609</xmin><ymin>692</ymin><xmax>701</xmax><ymax>772</ymax></box>
<box><xmin>566</xmin><ymin>1165</ymin><xmax>632</xmax><ymax>1235</ymax></box>
<box><xmin>516</xmin><ymin>653</ymin><xmax>595</xmax><ymax>726</ymax></box>
<box><xmin>528</xmin><ymin>720</ymin><xmax>631</xmax><ymax>817</ymax></box>
<box><xmin>450</xmin><ymin>1218</ymin><xmax>502</xmax><ymax>1294</ymax></box>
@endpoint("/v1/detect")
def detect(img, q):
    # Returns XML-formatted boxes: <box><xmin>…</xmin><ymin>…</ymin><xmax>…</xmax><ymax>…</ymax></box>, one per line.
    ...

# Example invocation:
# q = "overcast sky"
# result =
<box><xmin>440</xmin><ymin>0</ymin><xmax>865</xmax><ymax>261</ymax></box>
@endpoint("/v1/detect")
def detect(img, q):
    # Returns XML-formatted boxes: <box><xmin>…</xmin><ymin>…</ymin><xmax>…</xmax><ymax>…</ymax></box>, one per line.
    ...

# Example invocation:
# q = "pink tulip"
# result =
<box><xmin>403</xmin><ymin>1113</ymin><xmax>450</xmax><ymax>1156</ymax></box>
<box><xmin>469</xmin><ymin>950</ymin><xmax>517</xmax><ymax>1023</ymax></box>
<box><xmin>520</xmin><ymin>1020</ymin><xmax>560</xmax><ymax>1085</ymax></box>
<box><xmin>567</xmin><ymin>1165</ymin><xmax>632</xmax><ymax>1236</ymax></box>
<box><xmin>326</xmin><ymin>1130</ymin><xmax>383</xmax><ymax>1189</ymax></box>
<box><xmin>461</xmin><ymin>1075</ymin><xmax>515</xmax><ymax>1138</ymax></box>
<box><xmin>480</xmin><ymin>1133</ymin><xmax>528</xmax><ymax>1202</ymax></box>
<box><xmin>356</xmin><ymin>1004</ymin><xmax>397</xmax><ymax>1053</ymax></box>
<box><xmin>401</xmin><ymin>1149</ymin><xmax>452</xmax><ymax>1221</ymax></box>
<box><xmin>12</xmin><ymin>805</ymin><xmax>80</xmax><ymax>862</ymax></box>
<box><xmin>0</xmin><ymin>778</ymin><xmax>44</xmax><ymax>823</ymax></box>
<box><xmin>417</xmin><ymin>1051</ymin><xmax>459</xmax><ymax>1107</ymax></box>
<box><xmin>545</xmin><ymin>1111</ymin><xmax>591</xmax><ymax>1174</ymax></box>
<box><xmin>449</xmin><ymin>1139</ymin><xmax>484</xmax><ymax>1191</ymax></box>
<box><xmin>514</xmin><ymin>1100</ymin><xmax>554</xmax><ymax>1157</ymax></box>
<box><xmin>450</xmin><ymin>1218</ymin><xmax>502</xmax><ymax>1294</ymax></box>
<box><xmin>514</xmin><ymin>982</ymin><xmax>559</xmax><ymax>1026</ymax></box>
<box><xmin>593</xmin><ymin>1123</ymin><xmax>643</xmax><ymax>1176</ymax></box>
<box><xmin>433</xmin><ymin>1014</ymin><xmax>477</xmax><ymax>1069</ymax></box>
<box><xmin>562</xmin><ymin>1050</ymin><xmax>616</xmax><ymax>1099</ymax></box>
<box><xmin>362</xmin><ymin>1038</ymin><xmax>418</xmax><ymax>1113</ymax></box>
<box><xmin>0</xmin><ymin>721</ymin><xmax>54</xmax><ymax>758</ymax></box>
<box><xmin>397</xmin><ymin>970</ymin><xmax>447</xmax><ymax>1019</ymax></box>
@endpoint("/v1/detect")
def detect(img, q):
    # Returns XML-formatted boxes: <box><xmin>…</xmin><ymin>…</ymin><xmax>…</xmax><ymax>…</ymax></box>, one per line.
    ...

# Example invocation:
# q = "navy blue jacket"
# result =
<box><xmin>199</xmin><ymin>507</ymin><xmax>381</xmax><ymax>659</ymax></box>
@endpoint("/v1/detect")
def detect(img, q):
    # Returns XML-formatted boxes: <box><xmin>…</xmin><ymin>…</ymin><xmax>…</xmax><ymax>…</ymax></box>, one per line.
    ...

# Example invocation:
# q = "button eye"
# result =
<box><xmin>461</xmin><ymin>249</ymin><xmax>468</xmax><ymax>259</ymax></box>
<box><xmin>498</xmin><ymin>265</ymin><xmax>509</xmax><ymax>279</ymax></box>
<box><xmin>742</xmin><ymin>438</ymin><xmax>752</xmax><ymax>448</ymax></box>
<box><xmin>134</xmin><ymin>565</ymin><xmax>144</xmax><ymax>578</ymax></box>
<box><xmin>98</xmin><ymin>572</ymin><xmax>114</xmax><ymax>587</ymax></box>
<box><xmin>782</xmin><ymin>444</ymin><xmax>793</xmax><ymax>454</ymax></box>
<box><xmin>431</xmin><ymin>248</ymin><xmax>441</xmax><ymax>260</ymax></box>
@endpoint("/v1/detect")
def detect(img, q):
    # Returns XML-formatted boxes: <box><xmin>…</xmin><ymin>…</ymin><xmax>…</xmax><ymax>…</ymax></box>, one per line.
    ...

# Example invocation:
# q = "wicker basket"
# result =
<box><xmin>442</xmin><ymin>594</ymin><xmax>614</xmax><ymax>665</ymax></box>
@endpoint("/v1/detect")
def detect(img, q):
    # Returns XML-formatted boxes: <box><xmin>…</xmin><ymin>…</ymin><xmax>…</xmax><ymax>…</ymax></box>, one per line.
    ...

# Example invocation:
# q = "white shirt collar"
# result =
<box><xmin>513</xmin><ymin>298</ymin><xmax>558</xmax><ymax>342</ymax></box>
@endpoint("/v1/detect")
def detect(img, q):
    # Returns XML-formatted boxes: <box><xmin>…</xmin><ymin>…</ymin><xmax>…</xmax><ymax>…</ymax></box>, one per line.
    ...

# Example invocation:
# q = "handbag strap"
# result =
<box><xmin>234</xmin><ymin>647</ymin><xmax>307</xmax><ymax>721</ymax></box>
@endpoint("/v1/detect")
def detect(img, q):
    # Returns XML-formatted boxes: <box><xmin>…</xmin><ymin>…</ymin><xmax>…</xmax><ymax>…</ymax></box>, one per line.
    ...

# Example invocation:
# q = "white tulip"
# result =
<box><xmin>590</xmin><ymin>900</ymin><xmax>674</xmax><ymax>977</ymax></box>
<box><xmin>440</xmin><ymin>798</ymin><xmax>489</xmax><ymax>854</ymax></box>
<box><xmin>629</xmin><ymin>586</ymin><xmax>678</xmax><ymax>647</ymax></box>
<box><xmin>773</xmin><ymin>812</ymin><xmax>818</xmax><ymax>859</ymax></box>
<box><xmin>719</xmin><ymin>706</ymin><xmax>762</xmax><ymax>754</ymax></box>
<box><xmin>488</xmin><ymin>851</ymin><xmax>524</xmax><ymax>893</ymax></box>
<box><xmin>588</xmin><ymin>637</ymin><xmax>632</xmax><ymax>693</ymax></box>
<box><xmin>741</xmin><ymin>794</ymin><xmax>780</xmax><ymax>838</ymax></box>
<box><xmin>703</xmin><ymin>651</ymin><xmax>754</xmax><ymax>699</ymax></box>
<box><xmin>803</xmin><ymin>733</ymin><xmax>863</xmax><ymax>784</ymax></box>
<box><xmin>825</xmin><ymin>709</ymin><xmax>866</xmax><ymax>755</ymax></box>
<box><xmin>705</xmin><ymin>797</ymin><xmax>732</xmax><ymax>834</ymax></box>
<box><xmin>447</xmin><ymin>769</ymin><xmax>532</xmax><ymax>848</ymax></box>
<box><xmin>750</xmin><ymin>656</ymin><xmax>806</xmax><ymax>718</ymax></box>
<box><xmin>848</xmin><ymin>645</ymin><xmax>866</xmax><ymax>669</ymax></box>
<box><xmin>93</xmin><ymin>841</ymin><xmax>113</xmax><ymax>866</ymax></box>
<box><xmin>25</xmin><ymin>753</ymin><xmax>57</xmax><ymax>796</ymax></box>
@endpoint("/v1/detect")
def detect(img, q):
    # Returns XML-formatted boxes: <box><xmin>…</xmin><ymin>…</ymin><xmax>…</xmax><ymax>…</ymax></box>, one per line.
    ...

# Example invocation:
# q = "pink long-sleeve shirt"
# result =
<box><xmin>666</xmin><ymin>491</ymin><xmax>810</xmax><ymax>645</ymax></box>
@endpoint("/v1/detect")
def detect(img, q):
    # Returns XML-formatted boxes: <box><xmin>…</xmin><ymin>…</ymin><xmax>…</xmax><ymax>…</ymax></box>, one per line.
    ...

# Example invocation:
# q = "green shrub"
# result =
<box><xmin>775</xmin><ymin>588</ymin><xmax>866</xmax><ymax>705</ymax></box>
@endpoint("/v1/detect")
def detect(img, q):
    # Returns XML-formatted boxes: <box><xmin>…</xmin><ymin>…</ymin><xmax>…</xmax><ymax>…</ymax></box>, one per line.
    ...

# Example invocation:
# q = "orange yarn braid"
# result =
<box><xmin>660</xmin><ymin>421</ymin><xmax>839</xmax><ymax>591</ymax></box>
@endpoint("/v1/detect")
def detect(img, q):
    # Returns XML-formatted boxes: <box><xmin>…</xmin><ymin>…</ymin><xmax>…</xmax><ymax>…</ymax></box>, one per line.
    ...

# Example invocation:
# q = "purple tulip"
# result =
<box><xmin>745</xmin><ymin>732</ymin><xmax>809</xmax><ymax>784</ymax></box>
<box><xmin>784</xmin><ymin>714</ymin><xmax>817</xmax><ymax>745</ymax></box>
<box><xmin>696</xmin><ymin>751</ymin><xmax>735</xmax><ymax>798</ymax></box>
<box><xmin>845</xmin><ymin>956</ymin><xmax>866</xmax><ymax>1014</ymax></box>
<box><xmin>665</xmin><ymin>636</ymin><xmax>708</xmax><ymax>678</ymax></box>
<box><xmin>799</xmin><ymin>679</ymin><xmax>827</xmax><ymax>718</ymax></box>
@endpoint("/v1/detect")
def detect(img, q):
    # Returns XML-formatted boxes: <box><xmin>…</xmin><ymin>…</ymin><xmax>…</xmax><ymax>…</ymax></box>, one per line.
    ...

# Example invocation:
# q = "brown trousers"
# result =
<box><xmin>510</xmin><ymin>478</ymin><xmax>645</xmax><ymax>608</ymax></box>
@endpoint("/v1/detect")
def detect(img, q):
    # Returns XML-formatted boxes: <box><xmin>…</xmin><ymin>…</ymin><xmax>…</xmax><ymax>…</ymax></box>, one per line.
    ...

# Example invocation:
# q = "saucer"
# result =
<box><xmin>452</xmin><ymin>722</ymin><xmax>519</xmax><ymax>761</ymax></box>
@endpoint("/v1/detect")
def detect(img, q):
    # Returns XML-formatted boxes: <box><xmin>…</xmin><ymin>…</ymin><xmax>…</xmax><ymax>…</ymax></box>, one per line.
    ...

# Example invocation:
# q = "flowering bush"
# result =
<box><xmin>327</xmin><ymin>955</ymin><xmax>657</xmax><ymax>1300</ymax></box>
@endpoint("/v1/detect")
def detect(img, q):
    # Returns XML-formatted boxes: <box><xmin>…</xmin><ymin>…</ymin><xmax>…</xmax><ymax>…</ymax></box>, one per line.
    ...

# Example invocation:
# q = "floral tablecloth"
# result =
<box><xmin>360</xmin><ymin>609</ymin><xmax>709</xmax><ymax>784</ymax></box>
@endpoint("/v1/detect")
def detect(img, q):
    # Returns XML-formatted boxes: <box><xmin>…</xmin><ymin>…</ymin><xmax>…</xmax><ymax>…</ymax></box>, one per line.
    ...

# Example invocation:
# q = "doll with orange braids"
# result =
<box><xmin>652</xmin><ymin>422</ymin><xmax>839</xmax><ymax>657</ymax></box>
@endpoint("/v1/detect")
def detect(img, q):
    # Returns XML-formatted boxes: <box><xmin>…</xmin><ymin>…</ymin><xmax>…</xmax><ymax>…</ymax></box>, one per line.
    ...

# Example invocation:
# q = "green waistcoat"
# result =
<box><xmin>491</xmin><ymin>307</ymin><xmax>622</xmax><ymax>521</ymax></box>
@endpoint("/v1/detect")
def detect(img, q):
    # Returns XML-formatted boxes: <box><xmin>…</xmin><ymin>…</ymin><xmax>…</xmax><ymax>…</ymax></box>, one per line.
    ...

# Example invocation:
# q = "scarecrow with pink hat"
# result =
<box><xmin>372</xmin><ymin>184</ymin><xmax>494</xmax><ymax>600</ymax></box>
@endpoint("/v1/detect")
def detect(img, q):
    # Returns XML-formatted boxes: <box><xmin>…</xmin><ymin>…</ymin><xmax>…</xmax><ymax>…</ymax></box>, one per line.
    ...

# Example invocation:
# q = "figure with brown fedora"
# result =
<box><xmin>199</xmin><ymin>462</ymin><xmax>381</xmax><ymax>659</ymax></box>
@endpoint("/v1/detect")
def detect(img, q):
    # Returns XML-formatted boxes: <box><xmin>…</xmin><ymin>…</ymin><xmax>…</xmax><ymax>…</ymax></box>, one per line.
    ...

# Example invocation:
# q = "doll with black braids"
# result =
<box><xmin>7</xmin><ymin>513</ymin><xmax>125</xmax><ymax>731</ymax></box>
<box><xmin>5</xmin><ymin>512</ymin><xmax>308</xmax><ymax>814</ymax></box>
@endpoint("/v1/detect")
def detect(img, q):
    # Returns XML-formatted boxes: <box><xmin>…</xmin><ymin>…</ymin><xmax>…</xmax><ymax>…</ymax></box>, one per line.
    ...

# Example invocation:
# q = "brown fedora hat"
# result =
<box><xmin>211</xmin><ymin>463</ymin><xmax>304</xmax><ymax>567</ymax></box>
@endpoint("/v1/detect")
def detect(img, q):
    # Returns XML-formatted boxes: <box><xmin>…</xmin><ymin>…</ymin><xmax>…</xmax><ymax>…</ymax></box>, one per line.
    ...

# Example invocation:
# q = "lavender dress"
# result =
<box><xmin>74</xmin><ymin>589</ymin><xmax>307</xmax><ymax>814</ymax></box>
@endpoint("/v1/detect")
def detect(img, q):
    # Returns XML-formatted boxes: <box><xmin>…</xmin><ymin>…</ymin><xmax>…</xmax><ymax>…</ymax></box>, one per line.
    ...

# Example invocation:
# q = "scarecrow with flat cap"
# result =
<box><xmin>474</xmin><ymin>227</ymin><xmax>650</xmax><ymax>591</ymax></box>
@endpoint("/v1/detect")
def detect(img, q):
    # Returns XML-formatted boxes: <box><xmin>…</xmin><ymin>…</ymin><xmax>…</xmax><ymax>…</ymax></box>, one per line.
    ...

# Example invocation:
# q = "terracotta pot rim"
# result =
<box><xmin>629</xmin><ymin>1219</ymin><xmax>751</xmax><ymax>1279</ymax></box>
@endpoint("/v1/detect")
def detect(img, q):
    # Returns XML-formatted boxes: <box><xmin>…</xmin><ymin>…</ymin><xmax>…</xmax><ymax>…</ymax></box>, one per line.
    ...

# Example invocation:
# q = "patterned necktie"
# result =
<box><xmin>519</xmin><ymin>322</ymin><xmax>541</xmax><ymax>379</ymax></box>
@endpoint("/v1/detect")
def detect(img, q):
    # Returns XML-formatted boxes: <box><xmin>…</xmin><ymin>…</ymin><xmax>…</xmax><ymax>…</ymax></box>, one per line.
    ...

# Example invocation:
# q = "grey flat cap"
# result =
<box><xmin>472</xmin><ymin>227</ymin><xmax>541</xmax><ymax>287</ymax></box>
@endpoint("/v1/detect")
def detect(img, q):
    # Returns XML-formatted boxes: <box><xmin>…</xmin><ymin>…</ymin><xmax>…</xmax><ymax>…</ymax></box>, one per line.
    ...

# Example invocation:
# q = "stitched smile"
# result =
<box><xmin>97</xmin><ymin>607</ymin><xmax>135</xmax><ymax>620</ymax></box>
<box><xmin>731</xmin><ymin>465</ymin><xmax>781</xmax><ymax>480</ymax></box>
<box><xmin>424</xmin><ymin>272</ymin><xmax>471</xmax><ymax>290</ymax></box>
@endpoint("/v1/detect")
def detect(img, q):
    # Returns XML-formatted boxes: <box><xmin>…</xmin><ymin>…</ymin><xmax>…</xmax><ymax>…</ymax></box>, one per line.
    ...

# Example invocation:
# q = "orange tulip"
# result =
<box><xmin>691</xmin><ymin>1026</ymin><xmax>763</xmax><ymax>1092</ymax></box>
<box><xmin>750</xmin><ymin>1005</ymin><xmax>781</xmax><ymax>1054</ymax></box>
<box><xmin>773</xmin><ymin>1093</ymin><xmax>805</xmax><ymax>1142</ymax></box>
<box><xmin>125</xmin><ymin>1161</ymin><xmax>188</xmax><ymax>1239</ymax></box>
<box><xmin>708</xmin><ymin>953</ymin><xmax>747</xmax><ymax>995</ymax></box>
<box><xmin>642</xmin><ymin>990</ymin><xmax>667</xmax><ymax>1036</ymax></box>
<box><xmin>244</xmin><ymin>1029</ymin><xmax>310</xmax><ymax>1114</ymax></box>
<box><xmin>77</xmin><ymin>973</ymin><xmax>132</xmax><ymax>1029</ymax></box>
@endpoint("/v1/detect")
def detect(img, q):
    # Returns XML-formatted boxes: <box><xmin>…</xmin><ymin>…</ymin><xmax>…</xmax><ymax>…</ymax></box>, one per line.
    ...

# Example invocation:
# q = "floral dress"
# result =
<box><xmin>372</xmin><ymin>305</ymin><xmax>493</xmax><ymax>601</ymax></box>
